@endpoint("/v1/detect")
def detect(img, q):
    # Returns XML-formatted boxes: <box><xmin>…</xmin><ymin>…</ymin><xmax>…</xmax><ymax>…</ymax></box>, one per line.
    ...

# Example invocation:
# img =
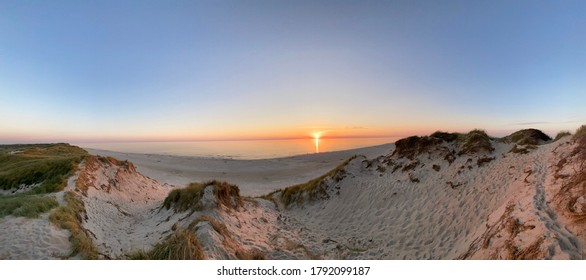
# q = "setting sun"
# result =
<box><xmin>314</xmin><ymin>135</ymin><xmax>319</xmax><ymax>154</ymax></box>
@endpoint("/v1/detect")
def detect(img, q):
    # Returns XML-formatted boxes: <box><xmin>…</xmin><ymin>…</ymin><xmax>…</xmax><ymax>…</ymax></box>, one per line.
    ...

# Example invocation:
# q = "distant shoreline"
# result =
<box><xmin>84</xmin><ymin>142</ymin><xmax>395</xmax><ymax>196</ymax></box>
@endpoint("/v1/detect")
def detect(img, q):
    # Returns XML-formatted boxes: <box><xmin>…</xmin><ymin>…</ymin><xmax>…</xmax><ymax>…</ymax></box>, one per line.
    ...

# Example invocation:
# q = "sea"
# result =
<box><xmin>75</xmin><ymin>137</ymin><xmax>399</xmax><ymax>160</ymax></box>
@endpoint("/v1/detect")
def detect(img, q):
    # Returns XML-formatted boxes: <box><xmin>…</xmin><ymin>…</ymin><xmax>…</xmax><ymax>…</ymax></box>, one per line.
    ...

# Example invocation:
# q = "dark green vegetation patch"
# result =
<box><xmin>0</xmin><ymin>144</ymin><xmax>87</xmax><ymax>193</ymax></box>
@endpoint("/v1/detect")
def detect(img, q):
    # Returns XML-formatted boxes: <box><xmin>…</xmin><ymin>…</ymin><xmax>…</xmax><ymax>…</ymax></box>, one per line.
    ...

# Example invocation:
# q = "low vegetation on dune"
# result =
<box><xmin>502</xmin><ymin>129</ymin><xmax>552</xmax><ymax>146</ymax></box>
<box><xmin>163</xmin><ymin>180</ymin><xmax>243</xmax><ymax>212</ymax></box>
<box><xmin>275</xmin><ymin>155</ymin><xmax>357</xmax><ymax>207</ymax></box>
<box><xmin>573</xmin><ymin>125</ymin><xmax>586</xmax><ymax>142</ymax></box>
<box><xmin>0</xmin><ymin>194</ymin><xmax>58</xmax><ymax>218</ymax></box>
<box><xmin>551</xmin><ymin>125</ymin><xmax>586</xmax><ymax>243</ymax></box>
<box><xmin>128</xmin><ymin>228</ymin><xmax>205</xmax><ymax>260</ymax></box>
<box><xmin>509</xmin><ymin>144</ymin><xmax>537</xmax><ymax>154</ymax></box>
<box><xmin>390</xmin><ymin>129</ymin><xmax>494</xmax><ymax>160</ymax></box>
<box><xmin>392</xmin><ymin>136</ymin><xmax>445</xmax><ymax>159</ymax></box>
<box><xmin>458</xmin><ymin>129</ymin><xmax>494</xmax><ymax>155</ymax></box>
<box><xmin>0</xmin><ymin>144</ymin><xmax>87</xmax><ymax>193</ymax></box>
<box><xmin>49</xmin><ymin>191</ymin><xmax>98</xmax><ymax>259</ymax></box>
<box><xmin>554</xmin><ymin>131</ymin><xmax>572</xmax><ymax>142</ymax></box>
<box><xmin>0</xmin><ymin>144</ymin><xmax>87</xmax><ymax>220</ymax></box>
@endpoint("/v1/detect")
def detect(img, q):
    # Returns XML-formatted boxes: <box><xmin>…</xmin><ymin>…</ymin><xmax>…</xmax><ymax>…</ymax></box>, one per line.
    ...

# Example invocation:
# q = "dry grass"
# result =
<box><xmin>511</xmin><ymin>144</ymin><xmax>537</xmax><ymax>154</ymax></box>
<box><xmin>128</xmin><ymin>229</ymin><xmax>205</xmax><ymax>260</ymax></box>
<box><xmin>278</xmin><ymin>156</ymin><xmax>356</xmax><ymax>207</ymax></box>
<box><xmin>458</xmin><ymin>129</ymin><xmax>494</xmax><ymax>155</ymax></box>
<box><xmin>554</xmin><ymin>131</ymin><xmax>572</xmax><ymax>142</ymax></box>
<box><xmin>430</xmin><ymin>131</ymin><xmax>460</xmax><ymax>142</ymax></box>
<box><xmin>573</xmin><ymin>125</ymin><xmax>586</xmax><ymax>142</ymax></box>
<box><xmin>49</xmin><ymin>191</ymin><xmax>98</xmax><ymax>259</ymax></box>
<box><xmin>392</xmin><ymin>136</ymin><xmax>443</xmax><ymax>159</ymax></box>
<box><xmin>503</xmin><ymin>129</ymin><xmax>551</xmax><ymax>146</ymax></box>
<box><xmin>163</xmin><ymin>180</ymin><xmax>243</xmax><ymax>212</ymax></box>
<box><xmin>401</xmin><ymin>160</ymin><xmax>420</xmax><ymax>172</ymax></box>
<box><xmin>477</xmin><ymin>157</ymin><xmax>495</xmax><ymax>167</ymax></box>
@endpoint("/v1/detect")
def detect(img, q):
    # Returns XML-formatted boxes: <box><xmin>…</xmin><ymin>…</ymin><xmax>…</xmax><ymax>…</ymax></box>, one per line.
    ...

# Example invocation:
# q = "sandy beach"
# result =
<box><xmin>85</xmin><ymin>143</ymin><xmax>394</xmax><ymax>196</ymax></box>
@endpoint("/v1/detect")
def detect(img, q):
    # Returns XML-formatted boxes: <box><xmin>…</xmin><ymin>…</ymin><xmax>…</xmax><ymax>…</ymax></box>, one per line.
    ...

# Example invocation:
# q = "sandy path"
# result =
<box><xmin>0</xmin><ymin>213</ymin><xmax>71</xmax><ymax>259</ymax></box>
<box><xmin>85</xmin><ymin>143</ymin><xmax>394</xmax><ymax>196</ymax></box>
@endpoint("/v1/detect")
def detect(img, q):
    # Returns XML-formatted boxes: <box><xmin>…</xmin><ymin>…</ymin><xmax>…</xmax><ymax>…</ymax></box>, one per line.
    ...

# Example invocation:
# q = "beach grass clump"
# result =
<box><xmin>554</xmin><ymin>131</ymin><xmax>572</xmax><ymax>142</ymax></box>
<box><xmin>573</xmin><ymin>125</ymin><xmax>586</xmax><ymax>142</ymax></box>
<box><xmin>279</xmin><ymin>156</ymin><xmax>356</xmax><ymax>207</ymax></box>
<box><xmin>458</xmin><ymin>129</ymin><xmax>494</xmax><ymax>155</ymax></box>
<box><xmin>163</xmin><ymin>180</ymin><xmax>242</xmax><ymax>212</ymax></box>
<box><xmin>129</xmin><ymin>229</ymin><xmax>205</xmax><ymax>260</ymax></box>
<box><xmin>49</xmin><ymin>191</ymin><xmax>98</xmax><ymax>259</ymax></box>
<box><xmin>430</xmin><ymin>131</ymin><xmax>460</xmax><ymax>142</ymax></box>
<box><xmin>0</xmin><ymin>194</ymin><xmax>59</xmax><ymax>218</ymax></box>
<box><xmin>503</xmin><ymin>129</ymin><xmax>551</xmax><ymax>146</ymax></box>
<box><xmin>0</xmin><ymin>144</ymin><xmax>87</xmax><ymax>193</ymax></box>
<box><xmin>392</xmin><ymin>136</ymin><xmax>444</xmax><ymax>159</ymax></box>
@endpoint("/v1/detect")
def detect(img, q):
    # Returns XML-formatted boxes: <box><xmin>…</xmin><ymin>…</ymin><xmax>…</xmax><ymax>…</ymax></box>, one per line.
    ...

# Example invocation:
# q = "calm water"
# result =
<box><xmin>76</xmin><ymin>137</ymin><xmax>398</xmax><ymax>160</ymax></box>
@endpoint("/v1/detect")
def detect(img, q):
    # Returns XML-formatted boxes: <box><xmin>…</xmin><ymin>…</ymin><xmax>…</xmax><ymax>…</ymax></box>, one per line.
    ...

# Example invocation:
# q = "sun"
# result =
<box><xmin>313</xmin><ymin>133</ymin><xmax>320</xmax><ymax>154</ymax></box>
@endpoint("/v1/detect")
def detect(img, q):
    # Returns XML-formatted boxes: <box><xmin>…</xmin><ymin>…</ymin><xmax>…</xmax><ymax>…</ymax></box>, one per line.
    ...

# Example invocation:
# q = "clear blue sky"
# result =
<box><xmin>1</xmin><ymin>0</ymin><xmax>585</xmax><ymax>142</ymax></box>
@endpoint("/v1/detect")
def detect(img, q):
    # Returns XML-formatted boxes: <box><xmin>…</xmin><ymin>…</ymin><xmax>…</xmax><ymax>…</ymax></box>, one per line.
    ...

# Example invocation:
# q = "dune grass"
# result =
<box><xmin>573</xmin><ymin>125</ymin><xmax>586</xmax><ymax>142</ymax></box>
<box><xmin>0</xmin><ymin>194</ymin><xmax>59</xmax><ymax>218</ymax></box>
<box><xmin>163</xmin><ymin>180</ymin><xmax>242</xmax><ymax>212</ymax></box>
<box><xmin>128</xmin><ymin>229</ymin><xmax>205</xmax><ymax>260</ymax></box>
<box><xmin>554</xmin><ymin>131</ymin><xmax>572</xmax><ymax>142</ymax></box>
<box><xmin>278</xmin><ymin>155</ymin><xmax>356</xmax><ymax>207</ymax></box>
<box><xmin>458</xmin><ymin>129</ymin><xmax>494</xmax><ymax>155</ymax></box>
<box><xmin>49</xmin><ymin>191</ymin><xmax>98</xmax><ymax>259</ymax></box>
<box><xmin>503</xmin><ymin>129</ymin><xmax>551</xmax><ymax>146</ymax></box>
<box><xmin>0</xmin><ymin>144</ymin><xmax>87</xmax><ymax>193</ymax></box>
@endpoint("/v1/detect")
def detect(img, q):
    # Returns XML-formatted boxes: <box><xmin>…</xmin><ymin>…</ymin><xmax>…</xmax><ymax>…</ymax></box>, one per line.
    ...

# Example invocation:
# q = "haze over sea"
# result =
<box><xmin>75</xmin><ymin>137</ymin><xmax>398</xmax><ymax>160</ymax></box>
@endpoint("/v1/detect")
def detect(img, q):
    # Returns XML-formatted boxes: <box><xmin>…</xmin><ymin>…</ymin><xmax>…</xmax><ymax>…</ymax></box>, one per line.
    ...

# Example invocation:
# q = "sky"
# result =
<box><xmin>1</xmin><ymin>0</ymin><xmax>585</xmax><ymax>143</ymax></box>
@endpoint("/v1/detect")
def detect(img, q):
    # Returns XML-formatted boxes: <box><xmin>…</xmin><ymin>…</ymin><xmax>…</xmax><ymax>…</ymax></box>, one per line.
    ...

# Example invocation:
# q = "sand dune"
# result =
<box><xmin>2</xmin><ymin>129</ymin><xmax>585</xmax><ymax>259</ymax></box>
